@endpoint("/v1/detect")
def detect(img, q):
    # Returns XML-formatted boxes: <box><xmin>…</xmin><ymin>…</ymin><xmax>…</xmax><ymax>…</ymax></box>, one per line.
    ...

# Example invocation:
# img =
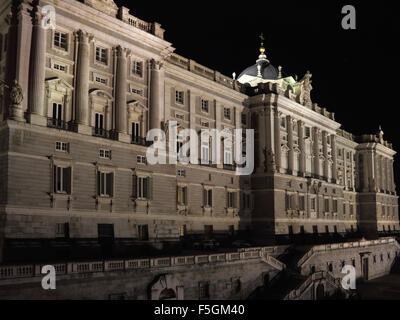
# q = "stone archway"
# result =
<box><xmin>150</xmin><ymin>274</ymin><xmax>184</xmax><ymax>300</ymax></box>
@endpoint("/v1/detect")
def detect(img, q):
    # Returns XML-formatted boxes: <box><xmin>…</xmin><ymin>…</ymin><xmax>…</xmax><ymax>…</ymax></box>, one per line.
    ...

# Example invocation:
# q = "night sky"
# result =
<box><xmin>115</xmin><ymin>0</ymin><xmax>400</xmax><ymax>188</ymax></box>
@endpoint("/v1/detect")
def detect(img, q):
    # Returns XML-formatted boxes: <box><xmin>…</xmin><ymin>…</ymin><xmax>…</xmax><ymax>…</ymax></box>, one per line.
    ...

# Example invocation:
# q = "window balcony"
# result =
<box><xmin>198</xmin><ymin>159</ymin><xmax>217</xmax><ymax>168</ymax></box>
<box><xmin>92</xmin><ymin>128</ymin><xmax>118</xmax><ymax>141</ymax></box>
<box><xmin>47</xmin><ymin>118</ymin><xmax>75</xmax><ymax>132</ymax></box>
<box><xmin>131</xmin><ymin>136</ymin><xmax>152</xmax><ymax>147</ymax></box>
<box><xmin>223</xmin><ymin>163</ymin><xmax>237</xmax><ymax>171</ymax></box>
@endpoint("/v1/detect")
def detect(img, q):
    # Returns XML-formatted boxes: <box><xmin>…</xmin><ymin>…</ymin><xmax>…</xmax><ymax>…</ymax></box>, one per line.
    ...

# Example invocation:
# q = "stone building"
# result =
<box><xmin>0</xmin><ymin>0</ymin><xmax>399</xmax><ymax>265</ymax></box>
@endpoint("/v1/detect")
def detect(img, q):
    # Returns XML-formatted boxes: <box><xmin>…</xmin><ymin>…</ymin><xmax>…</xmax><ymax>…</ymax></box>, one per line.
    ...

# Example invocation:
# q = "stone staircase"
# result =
<box><xmin>249</xmin><ymin>245</ymin><xmax>342</xmax><ymax>300</ymax></box>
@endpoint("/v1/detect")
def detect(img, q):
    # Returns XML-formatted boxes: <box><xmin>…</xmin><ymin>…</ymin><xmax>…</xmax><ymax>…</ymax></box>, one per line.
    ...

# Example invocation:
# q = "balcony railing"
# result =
<box><xmin>47</xmin><ymin>118</ymin><xmax>75</xmax><ymax>132</ymax></box>
<box><xmin>198</xmin><ymin>159</ymin><xmax>217</xmax><ymax>168</ymax></box>
<box><xmin>223</xmin><ymin>163</ymin><xmax>237</xmax><ymax>171</ymax></box>
<box><xmin>92</xmin><ymin>128</ymin><xmax>118</xmax><ymax>141</ymax></box>
<box><xmin>131</xmin><ymin>136</ymin><xmax>152</xmax><ymax>147</ymax></box>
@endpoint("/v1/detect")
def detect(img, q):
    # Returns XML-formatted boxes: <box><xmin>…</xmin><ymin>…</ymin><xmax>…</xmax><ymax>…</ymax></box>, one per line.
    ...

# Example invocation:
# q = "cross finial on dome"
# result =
<box><xmin>257</xmin><ymin>33</ymin><xmax>268</xmax><ymax>62</ymax></box>
<box><xmin>259</xmin><ymin>33</ymin><xmax>265</xmax><ymax>54</ymax></box>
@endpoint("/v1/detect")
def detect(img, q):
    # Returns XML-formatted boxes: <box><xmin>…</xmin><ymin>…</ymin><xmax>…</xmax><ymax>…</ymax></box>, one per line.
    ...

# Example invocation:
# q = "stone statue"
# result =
<box><xmin>297</xmin><ymin>71</ymin><xmax>313</xmax><ymax>107</ymax></box>
<box><xmin>10</xmin><ymin>80</ymin><xmax>23</xmax><ymax>105</ymax></box>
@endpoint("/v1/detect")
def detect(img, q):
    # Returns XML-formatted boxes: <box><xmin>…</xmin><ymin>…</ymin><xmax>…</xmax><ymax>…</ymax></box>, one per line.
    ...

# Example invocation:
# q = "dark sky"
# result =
<box><xmin>116</xmin><ymin>0</ymin><xmax>400</xmax><ymax>187</ymax></box>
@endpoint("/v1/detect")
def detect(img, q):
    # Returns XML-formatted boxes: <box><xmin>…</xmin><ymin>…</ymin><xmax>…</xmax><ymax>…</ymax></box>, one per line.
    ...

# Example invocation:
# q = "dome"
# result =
<box><xmin>238</xmin><ymin>60</ymin><xmax>279</xmax><ymax>82</ymax></box>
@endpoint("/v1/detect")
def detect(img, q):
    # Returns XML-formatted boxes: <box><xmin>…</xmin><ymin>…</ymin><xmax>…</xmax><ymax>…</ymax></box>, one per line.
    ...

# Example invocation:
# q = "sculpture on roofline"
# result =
<box><xmin>297</xmin><ymin>71</ymin><xmax>313</xmax><ymax>107</ymax></box>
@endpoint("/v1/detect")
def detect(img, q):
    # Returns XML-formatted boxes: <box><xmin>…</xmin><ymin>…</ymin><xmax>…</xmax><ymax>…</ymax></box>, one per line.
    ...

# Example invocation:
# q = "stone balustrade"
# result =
<box><xmin>0</xmin><ymin>246</ymin><xmax>279</xmax><ymax>280</ymax></box>
<box><xmin>167</xmin><ymin>53</ymin><xmax>239</xmax><ymax>91</ymax></box>
<box><xmin>284</xmin><ymin>271</ymin><xmax>341</xmax><ymax>300</ymax></box>
<box><xmin>297</xmin><ymin>237</ymin><xmax>398</xmax><ymax>268</ymax></box>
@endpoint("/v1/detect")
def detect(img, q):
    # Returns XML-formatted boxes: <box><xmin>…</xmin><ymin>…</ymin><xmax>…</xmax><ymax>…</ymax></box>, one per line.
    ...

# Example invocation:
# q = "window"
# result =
<box><xmin>227</xmin><ymin>192</ymin><xmax>236</xmax><ymax>208</ymax></box>
<box><xmin>224</xmin><ymin>108</ymin><xmax>231</xmax><ymax>120</ymax></box>
<box><xmin>350</xmin><ymin>204</ymin><xmax>354</xmax><ymax>215</ymax></box>
<box><xmin>131</xmin><ymin>88</ymin><xmax>143</xmax><ymax>96</ymax></box>
<box><xmin>313</xmin><ymin>225</ymin><xmax>318</xmax><ymax>234</ymax></box>
<box><xmin>224</xmin><ymin>144</ymin><xmax>232</xmax><ymax>165</ymax></box>
<box><xmin>132</xmin><ymin>175</ymin><xmax>150</xmax><ymax>200</ymax></box>
<box><xmin>204</xmin><ymin>189</ymin><xmax>212</xmax><ymax>207</ymax></box>
<box><xmin>53</xmin><ymin>165</ymin><xmax>72</xmax><ymax>194</ymax></box>
<box><xmin>352</xmin><ymin>259</ymin><xmax>356</xmax><ymax>267</ymax></box>
<box><xmin>373</xmin><ymin>255</ymin><xmax>376</xmax><ymax>263</ymax></box>
<box><xmin>199</xmin><ymin>282</ymin><xmax>210</xmax><ymax>299</ymax></box>
<box><xmin>179</xmin><ymin>225</ymin><xmax>186</xmax><ymax>237</ymax></box>
<box><xmin>175</xmin><ymin>113</ymin><xmax>185</xmax><ymax>120</ymax></box>
<box><xmin>380</xmin><ymin>254</ymin><xmax>384</xmax><ymax>262</ymax></box>
<box><xmin>138</xmin><ymin>225</ymin><xmax>149</xmax><ymax>241</ymax></box>
<box><xmin>176</xmin><ymin>135</ymin><xmax>184</xmax><ymax>158</ymax></box>
<box><xmin>311</xmin><ymin>198</ymin><xmax>316</xmax><ymax>211</ymax></box>
<box><xmin>137</xmin><ymin>155</ymin><xmax>147</xmax><ymax>164</ymax></box>
<box><xmin>241</xmin><ymin>114</ymin><xmax>247</xmax><ymax>126</ymax></box>
<box><xmin>97</xmin><ymin>171</ymin><xmax>114</xmax><ymax>197</ymax></box>
<box><xmin>54</xmin><ymin>31</ymin><xmax>68</xmax><ymax>51</ymax></box>
<box><xmin>96</xmin><ymin>46</ymin><xmax>108</xmax><ymax>65</ymax></box>
<box><xmin>53</xmin><ymin>62</ymin><xmax>67</xmax><ymax>72</ymax></box>
<box><xmin>201</xmin><ymin>140</ymin><xmax>209</xmax><ymax>163</ymax></box>
<box><xmin>288</xmin><ymin>225</ymin><xmax>293</xmax><ymax>235</ymax></box>
<box><xmin>324</xmin><ymin>199</ymin><xmax>330</xmax><ymax>212</ymax></box>
<box><xmin>55</xmin><ymin>142</ymin><xmax>69</xmax><ymax>152</ymax></box>
<box><xmin>300</xmin><ymin>226</ymin><xmax>305</xmax><ymax>234</ymax></box>
<box><xmin>201</xmin><ymin>121</ymin><xmax>209</xmax><ymax>128</ymax></box>
<box><xmin>132</xmin><ymin>122</ymin><xmax>140</xmax><ymax>142</ymax></box>
<box><xmin>56</xmin><ymin>223</ymin><xmax>69</xmax><ymax>238</ymax></box>
<box><xmin>343</xmin><ymin>203</ymin><xmax>347</xmax><ymax>215</ymax></box>
<box><xmin>333</xmin><ymin>200</ymin><xmax>338</xmax><ymax>213</ymax></box>
<box><xmin>280</xmin><ymin>117</ymin><xmax>286</xmax><ymax>128</ymax></box>
<box><xmin>99</xmin><ymin>149</ymin><xmax>112</xmax><ymax>159</ymax></box>
<box><xmin>201</xmin><ymin>99</ymin><xmax>209</xmax><ymax>113</ymax></box>
<box><xmin>177</xmin><ymin>186</ymin><xmax>188</xmax><ymax>205</ymax></box>
<box><xmin>52</xmin><ymin>102</ymin><xmax>63</xmax><ymax>124</ymax></box>
<box><xmin>325</xmin><ymin>225</ymin><xmax>329</xmax><ymax>234</ymax></box>
<box><xmin>305</xmin><ymin>127</ymin><xmax>311</xmax><ymax>138</ymax></box>
<box><xmin>175</xmin><ymin>90</ymin><xmax>184</xmax><ymax>104</ymax></box>
<box><xmin>95</xmin><ymin>76</ymin><xmax>107</xmax><ymax>85</ymax></box>
<box><xmin>95</xmin><ymin>113</ymin><xmax>104</xmax><ymax>133</ymax></box>
<box><xmin>132</xmin><ymin>60</ymin><xmax>142</xmax><ymax>77</ymax></box>
<box><xmin>177</xmin><ymin>169</ymin><xmax>186</xmax><ymax>177</ymax></box>
<box><xmin>299</xmin><ymin>196</ymin><xmax>305</xmax><ymax>211</ymax></box>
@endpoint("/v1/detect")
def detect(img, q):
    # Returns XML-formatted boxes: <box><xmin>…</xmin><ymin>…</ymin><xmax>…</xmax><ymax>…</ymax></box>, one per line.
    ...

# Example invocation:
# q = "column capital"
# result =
<box><xmin>150</xmin><ymin>58</ymin><xmax>164</xmax><ymax>71</ymax></box>
<box><xmin>297</xmin><ymin>120</ymin><xmax>305</xmax><ymax>127</ymax></box>
<box><xmin>115</xmin><ymin>45</ymin><xmax>130</xmax><ymax>58</ymax></box>
<box><xmin>74</xmin><ymin>30</ymin><xmax>94</xmax><ymax>44</ymax></box>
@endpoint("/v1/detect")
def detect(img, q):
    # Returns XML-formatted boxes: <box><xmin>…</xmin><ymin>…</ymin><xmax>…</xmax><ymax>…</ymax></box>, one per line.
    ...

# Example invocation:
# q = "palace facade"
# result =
<box><xmin>0</xmin><ymin>0</ymin><xmax>398</xmax><ymax>264</ymax></box>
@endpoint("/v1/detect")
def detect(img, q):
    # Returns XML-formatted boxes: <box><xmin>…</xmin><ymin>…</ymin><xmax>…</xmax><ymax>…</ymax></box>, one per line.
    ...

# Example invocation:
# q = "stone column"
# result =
<box><xmin>380</xmin><ymin>156</ymin><xmax>385</xmax><ymax>192</ymax></box>
<box><xmin>74</xmin><ymin>30</ymin><xmax>91</xmax><ymax>134</ymax></box>
<box><xmin>385</xmin><ymin>158</ymin><xmax>390</xmax><ymax>193</ymax></box>
<box><xmin>331</xmin><ymin>134</ymin><xmax>337</xmax><ymax>183</ymax></box>
<box><xmin>287</xmin><ymin>115</ymin><xmax>294</xmax><ymax>174</ymax></box>
<box><xmin>390</xmin><ymin>159</ymin><xmax>396</xmax><ymax>193</ymax></box>
<box><xmin>115</xmin><ymin>46</ymin><xmax>129</xmax><ymax>142</ymax></box>
<box><xmin>313</xmin><ymin>128</ymin><xmax>320</xmax><ymax>177</ymax></box>
<box><xmin>322</xmin><ymin>131</ymin><xmax>329</xmax><ymax>180</ymax></box>
<box><xmin>361</xmin><ymin>152</ymin><xmax>369</xmax><ymax>192</ymax></box>
<box><xmin>273</xmin><ymin>107</ymin><xmax>281</xmax><ymax>172</ymax></box>
<box><xmin>374</xmin><ymin>154</ymin><xmax>380</xmax><ymax>192</ymax></box>
<box><xmin>257</xmin><ymin>109</ymin><xmax>266</xmax><ymax>173</ymax></box>
<box><xmin>28</xmin><ymin>8</ymin><xmax>47</xmax><ymax>126</ymax></box>
<box><xmin>5</xmin><ymin>2</ymin><xmax>33</xmax><ymax>117</ymax></box>
<box><xmin>149</xmin><ymin>59</ymin><xmax>165</xmax><ymax>130</ymax></box>
<box><xmin>298</xmin><ymin>121</ymin><xmax>306</xmax><ymax>176</ymax></box>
